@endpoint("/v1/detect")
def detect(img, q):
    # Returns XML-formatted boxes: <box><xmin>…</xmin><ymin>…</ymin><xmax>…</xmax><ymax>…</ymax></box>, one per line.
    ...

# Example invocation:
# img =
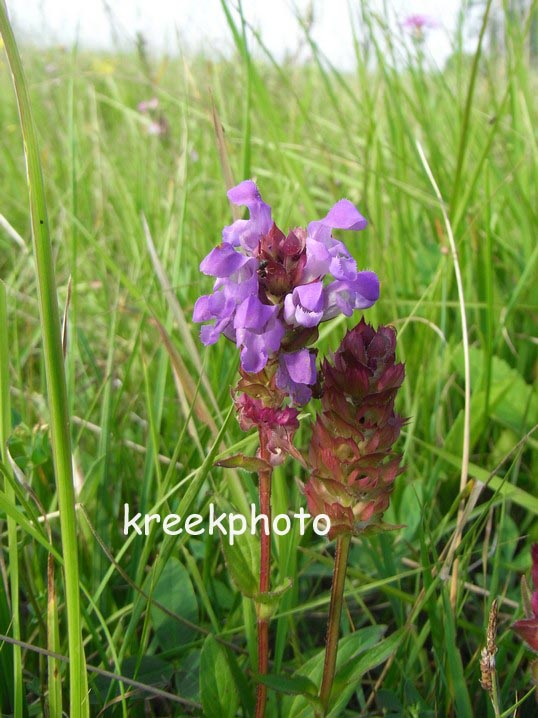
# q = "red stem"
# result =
<box><xmin>319</xmin><ymin>533</ymin><xmax>351</xmax><ymax>714</ymax></box>
<box><xmin>255</xmin><ymin>430</ymin><xmax>272</xmax><ymax>718</ymax></box>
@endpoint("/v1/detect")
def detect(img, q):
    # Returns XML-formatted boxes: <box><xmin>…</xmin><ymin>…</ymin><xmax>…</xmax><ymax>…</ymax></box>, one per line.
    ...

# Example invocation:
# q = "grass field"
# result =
<box><xmin>1</xmin><ymin>1</ymin><xmax>538</xmax><ymax>716</ymax></box>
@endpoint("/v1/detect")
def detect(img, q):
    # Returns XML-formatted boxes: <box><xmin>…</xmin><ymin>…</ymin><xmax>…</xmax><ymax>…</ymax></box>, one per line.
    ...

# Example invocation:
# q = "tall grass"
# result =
<box><xmin>0</xmin><ymin>0</ymin><xmax>537</xmax><ymax>716</ymax></box>
<box><xmin>0</xmin><ymin>4</ymin><xmax>88</xmax><ymax>716</ymax></box>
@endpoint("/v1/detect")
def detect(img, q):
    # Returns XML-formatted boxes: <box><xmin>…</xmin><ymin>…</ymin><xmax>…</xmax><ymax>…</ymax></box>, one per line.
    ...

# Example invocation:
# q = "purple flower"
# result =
<box><xmin>192</xmin><ymin>292</ymin><xmax>235</xmax><ymax>345</ymax></box>
<box><xmin>276</xmin><ymin>349</ymin><xmax>317</xmax><ymax>405</ymax></box>
<box><xmin>302</xmin><ymin>236</ymin><xmax>354</xmax><ymax>283</ymax></box>
<box><xmin>200</xmin><ymin>243</ymin><xmax>251</xmax><ymax>277</ymax></box>
<box><xmin>222</xmin><ymin>180</ymin><xmax>273</xmax><ymax>252</ymax></box>
<box><xmin>193</xmin><ymin>180</ymin><xmax>379</xmax><ymax>404</ymax></box>
<box><xmin>308</xmin><ymin>199</ymin><xmax>368</xmax><ymax>241</ymax></box>
<box><xmin>283</xmin><ymin>273</ymin><xmax>379</xmax><ymax>329</ymax></box>
<box><xmin>283</xmin><ymin>282</ymin><xmax>325</xmax><ymax>328</ymax></box>
<box><xmin>213</xmin><ymin>259</ymin><xmax>259</xmax><ymax>303</ymax></box>
<box><xmin>323</xmin><ymin>272</ymin><xmax>380</xmax><ymax>321</ymax></box>
<box><xmin>302</xmin><ymin>199</ymin><xmax>367</xmax><ymax>283</ymax></box>
<box><xmin>234</xmin><ymin>296</ymin><xmax>285</xmax><ymax>373</ymax></box>
<box><xmin>194</xmin><ymin>249</ymin><xmax>260</xmax><ymax>345</ymax></box>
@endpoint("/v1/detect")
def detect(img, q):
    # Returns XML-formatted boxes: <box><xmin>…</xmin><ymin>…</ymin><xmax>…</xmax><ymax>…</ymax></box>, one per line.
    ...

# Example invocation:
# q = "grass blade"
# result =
<box><xmin>0</xmin><ymin>9</ymin><xmax>89</xmax><ymax>716</ymax></box>
<box><xmin>0</xmin><ymin>282</ymin><xmax>24</xmax><ymax>716</ymax></box>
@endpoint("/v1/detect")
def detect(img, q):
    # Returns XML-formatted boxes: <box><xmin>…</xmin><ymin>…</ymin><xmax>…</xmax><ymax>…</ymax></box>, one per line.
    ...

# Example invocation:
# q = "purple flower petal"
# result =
<box><xmin>227</xmin><ymin>180</ymin><xmax>263</xmax><ymax>206</ymax></box>
<box><xmin>193</xmin><ymin>292</ymin><xmax>235</xmax><ymax>323</ymax></box>
<box><xmin>234</xmin><ymin>295</ymin><xmax>277</xmax><ymax>332</ymax></box>
<box><xmin>200</xmin><ymin>243</ymin><xmax>249</xmax><ymax>277</ymax></box>
<box><xmin>296</xmin><ymin>282</ymin><xmax>324</xmax><ymax>311</ymax></box>
<box><xmin>283</xmin><ymin>349</ymin><xmax>316</xmax><ymax>384</ymax></box>
<box><xmin>303</xmin><ymin>200</ymin><xmax>366</xmax><ymax>283</ymax></box>
<box><xmin>262</xmin><ymin>315</ymin><xmax>285</xmax><ymax>353</ymax></box>
<box><xmin>233</xmin><ymin>296</ymin><xmax>285</xmax><ymax>373</ymax></box>
<box><xmin>323</xmin><ymin>271</ymin><xmax>380</xmax><ymax>321</ymax></box>
<box><xmin>200</xmin><ymin>322</ymin><xmax>227</xmax><ymax>345</ymax></box>
<box><xmin>284</xmin><ymin>282</ymin><xmax>325</xmax><ymax>328</ymax></box>
<box><xmin>222</xmin><ymin>219</ymin><xmax>247</xmax><ymax>247</ymax></box>
<box><xmin>276</xmin><ymin>349</ymin><xmax>317</xmax><ymax>405</ymax></box>
<box><xmin>303</xmin><ymin>236</ymin><xmax>331</xmax><ymax>281</ymax></box>
<box><xmin>214</xmin><ymin>257</ymin><xmax>259</xmax><ymax>302</ymax></box>
<box><xmin>326</xmin><ymin>239</ymin><xmax>357</xmax><ymax>280</ymax></box>
<box><xmin>240</xmin><ymin>336</ymin><xmax>268</xmax><ymax>373</ymax></box>
<box><xmin>192</xmin><ymin>294</ymin><xmax>211</xmax><ymax>323</ymax></box>
<box><xmin>193</xmin><ymin>290</ymin><xmax>237</xmax><ymax>345</ymax></box>
<box><xmin>324</xmin><ymin>199</ymin><xmax>368</xmax><ymax>231</ymax></box>
<box><xmin>308</xmin><ymin>199</ymin><xmax>367</xmax><ymax>243</ymax></box>
<box><xmin>222</xmin><ymin>180</ymin><xmax>273</xmax><ymax>252</ymax></box>
<box><xmin>238</xmin><ymin>316</ymin><xmax>284</xmax><ymax>373</ymax></box>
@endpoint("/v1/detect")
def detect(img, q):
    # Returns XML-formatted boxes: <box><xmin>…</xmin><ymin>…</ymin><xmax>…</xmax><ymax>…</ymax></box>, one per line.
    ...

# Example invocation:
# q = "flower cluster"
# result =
<box><xmin>512</xmin><ymin>544</ymin><xmax>538</xmax><ymax>652</ymax></box>
<box><xmin>304</xmin><ymin>319</ymin><xmax>405</xmax><ymax>538</ymax></box>
<box><xmin>193</xmin><ymin>180</ymin><xmax>379</xmax><ymax>404</ymax></box>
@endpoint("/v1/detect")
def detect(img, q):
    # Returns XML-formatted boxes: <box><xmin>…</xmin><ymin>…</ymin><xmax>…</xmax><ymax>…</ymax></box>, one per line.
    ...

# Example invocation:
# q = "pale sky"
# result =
<box><xmin>9</xmin><ymin>0</ymin><xmax>478</xmax><ymax>70</ymax></box>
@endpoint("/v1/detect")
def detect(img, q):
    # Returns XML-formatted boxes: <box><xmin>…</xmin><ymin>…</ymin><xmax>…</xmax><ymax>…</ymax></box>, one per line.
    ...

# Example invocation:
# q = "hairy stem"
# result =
<box><xmin>255</xmin><ymin>430</ymin><xmax>272</xmax><ymax>718</ymax></box>
<box><xmin>320</xmin><ymin>533</ymin><xmax>351</xmax><ymax>714</ymax></box>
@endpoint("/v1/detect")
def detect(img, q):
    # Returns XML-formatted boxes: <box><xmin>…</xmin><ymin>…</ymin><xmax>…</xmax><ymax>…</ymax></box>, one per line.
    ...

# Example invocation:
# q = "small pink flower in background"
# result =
<box><xmin>137</xmin><ymin>96</ymin><xmax>159</xmax><ymax>113</ymax></box>
<box><xmin>146</xmin><ymin>119</ymin><xmax>165</xmax><ymax>136</ymax></box>
<box><xmin>402</xmin><ymin>14</ymin><xmax>438</xmax><ymax>41</ymax></box>
<box><xmin>512</xmin><ymin>544</ymin><xmax>538</xmax><ymax>652</ymax></box>
<box><xmin>136</xmin><ymin>97</ymin><xmax>169</xmax><ymax>137</ymax></box>
<box><xmin>403</xmin><ymin>14</ymin><xmax>438</xmax><ymax>31</ymax></box>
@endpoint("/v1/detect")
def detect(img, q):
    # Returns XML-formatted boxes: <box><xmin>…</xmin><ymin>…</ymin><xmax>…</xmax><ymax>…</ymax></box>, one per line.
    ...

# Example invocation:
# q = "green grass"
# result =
<box><xmin>1</xmin><ymin>1</ymin><xmax>538</xmax><ymax>716</ymax></box>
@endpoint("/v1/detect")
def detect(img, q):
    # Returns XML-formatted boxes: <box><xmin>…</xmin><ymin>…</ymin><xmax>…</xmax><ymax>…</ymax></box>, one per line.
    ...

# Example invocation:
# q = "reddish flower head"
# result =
<box><xmin>304</xmin><ymin>319</ymin><xmax>405</xmax><ymax>538</ymax></box>
<box><xmin>512</xmin><ymin>544</ymin><xmax>538</xmax><ymax>652</ymax></box>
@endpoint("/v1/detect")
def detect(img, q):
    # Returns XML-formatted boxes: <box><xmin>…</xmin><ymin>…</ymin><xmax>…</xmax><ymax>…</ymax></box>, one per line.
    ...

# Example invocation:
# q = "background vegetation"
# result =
<box><xmin>0</xmin><ymin>1</ymin><xmax>537</xmax><ymax>715</ymax></box>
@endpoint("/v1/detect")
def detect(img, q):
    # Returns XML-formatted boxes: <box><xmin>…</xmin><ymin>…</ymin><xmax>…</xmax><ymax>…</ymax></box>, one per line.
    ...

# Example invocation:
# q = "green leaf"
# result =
<box><xmin>254</xmin><ymin>577</ymin><xmax>293</xmax><ymax>620</ymax></box>
<box><xmin>149</xmin><ymin>558</ymin><xmax>198</xmax><ymax>650</ymax></box>
<box><xmin>442</xmin><ymin>382</ymin><xmax>512</xmax><ymax>457</ymax></box>
<box><xmin>174</xmin><ymin>649</ymin><xmax>201</xmax><ymax>702</ymax></box>
<box><xmin>452</xmin><ymin>346</ymin><xmax>538</xmax><ymax>432</ymax></box>
<box><xmin>218</xmin><ymin>500</ymin><xmax>260</xmax><ymax>598</ymax></box>
<box><xmin>283</xmin><ymin>626</ymin><xmax>386</xmax><ymax>718</ymax></box>
<box><xmin>256</xmin><ymin>672</ymin><xmax>318</xmax><ymax>697</ymax></box>
<box><xmin>122</xmin><ymin>655</ymin><xmax>174</xmax><ymax>686</ymax></box>
<box><xmin>200</xmin><ymin>635</ymin><xmax>240</xmax><ymax>718</ymax></box>
<box><xmin>331</xmin><ymin>629</ymin><xmax>403</xmax><ymax>696</ymax></box>
<box><xmin>91</xmin><ymin>656</ymin><xmax>173</xmax><ymax>704</ymax></box>
<box><xmin>216</xmin><ymin>453</ymin><xmax>272</xmax><ymax>472</ymax></box>
<box><xmin>330</xmin><ymin>629</ymin><xmax>404</xmax><ymax>715</ymax></box>
<box><xmin>255</xmin><ymin>577</ymin><xmax>293</xmax><ymax>605</ymax></box>
<box><xmin>398</xmin><ymin>481</ymin><xmax>424</xmax><ymax>542</ymax></box>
